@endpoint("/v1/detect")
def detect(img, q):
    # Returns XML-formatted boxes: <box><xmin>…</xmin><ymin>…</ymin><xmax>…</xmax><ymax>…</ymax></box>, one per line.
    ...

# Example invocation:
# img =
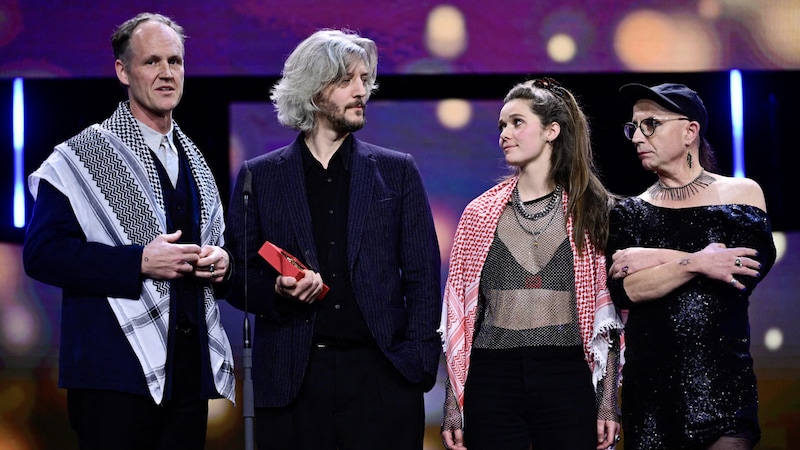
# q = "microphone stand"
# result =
<box><xmin>242</xmin><ymin>167</ymin><xmax>254</xmax><ymax>450</ymax></box>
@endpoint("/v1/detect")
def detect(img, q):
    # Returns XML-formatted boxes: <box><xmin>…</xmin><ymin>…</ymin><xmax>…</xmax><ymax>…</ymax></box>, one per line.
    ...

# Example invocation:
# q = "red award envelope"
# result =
<box><xmin>257</xmin><ymin>241</ymin><xmax>329</xmax><ymax>299</ymax></box>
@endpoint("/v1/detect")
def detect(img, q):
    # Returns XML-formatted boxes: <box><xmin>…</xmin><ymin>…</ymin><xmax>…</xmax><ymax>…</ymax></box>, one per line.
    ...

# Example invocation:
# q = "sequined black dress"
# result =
<box><xmin>606</xmin><ymin>198</ymin><xmax>776</xmax><ymax>450</ymax></box>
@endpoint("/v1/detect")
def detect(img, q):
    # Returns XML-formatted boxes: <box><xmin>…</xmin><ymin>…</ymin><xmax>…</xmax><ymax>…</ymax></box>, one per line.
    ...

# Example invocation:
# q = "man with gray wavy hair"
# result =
<box><xmin>226</xmin><ymin>29</ymin><xmax>442</xmax><ymax>449</ymax></box>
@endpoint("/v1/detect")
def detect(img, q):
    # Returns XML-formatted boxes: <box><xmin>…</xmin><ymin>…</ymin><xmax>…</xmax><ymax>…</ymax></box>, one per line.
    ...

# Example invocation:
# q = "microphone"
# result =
<box><xmin>243</xmin><ymin>165</ymin><xmax>252</xmax><ymax>206</ymax></box>
<box><xmin>242</xmin><ymin>162</ymin><xmax>253</xmax><ymax>347</ymax></box>
<box><xmin>241</xmin><ymin>162</ymin><xmax>254</xmax><ymax>450</ymax></box>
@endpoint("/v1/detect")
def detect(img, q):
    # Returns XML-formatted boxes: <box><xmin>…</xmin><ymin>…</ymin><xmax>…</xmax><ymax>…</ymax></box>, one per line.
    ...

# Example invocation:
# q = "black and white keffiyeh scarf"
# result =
<box><xmin>28</xmin><ymin>101</ymin><xmax>235</xmax><ymax>404</ymax></box>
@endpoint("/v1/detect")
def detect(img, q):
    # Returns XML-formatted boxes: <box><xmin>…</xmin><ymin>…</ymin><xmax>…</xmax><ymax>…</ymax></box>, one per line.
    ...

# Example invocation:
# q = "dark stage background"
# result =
<box><xmin>1</xmin><ymin>1</ymin><xmax>800</xmax><ymax>449</ymax></box>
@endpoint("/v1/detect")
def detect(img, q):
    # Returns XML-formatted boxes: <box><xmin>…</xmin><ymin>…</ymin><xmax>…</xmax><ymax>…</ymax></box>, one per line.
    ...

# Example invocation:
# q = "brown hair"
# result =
<box><xmin>504</xmin><ymin>78</ymin><xmax>613</xmax><ymax>253</ymax></box>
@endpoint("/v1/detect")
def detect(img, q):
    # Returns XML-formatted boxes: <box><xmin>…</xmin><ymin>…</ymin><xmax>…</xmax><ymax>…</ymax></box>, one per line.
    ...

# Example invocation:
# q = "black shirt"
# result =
<box><xmin>300</xmin><ymin>135</ymin><xmax>373</xmax><ymax>344</ymax></box>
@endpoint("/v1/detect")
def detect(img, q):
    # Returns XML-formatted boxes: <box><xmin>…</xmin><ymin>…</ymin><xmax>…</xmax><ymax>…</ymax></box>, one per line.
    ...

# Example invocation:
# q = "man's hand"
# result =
<box><xmin>195</xmin><ymin>245</ymin><xmax>229</xmax><ymax>282</ymax></box>
<box><xmin>141</xmin><ymin>230</ymin><xmax>201</xmax><ymax>280</ymax></box>
<box><xmin>274</xmin><ymin>269</ymin><xmax>325</xmax><ymax>303</ymax></box>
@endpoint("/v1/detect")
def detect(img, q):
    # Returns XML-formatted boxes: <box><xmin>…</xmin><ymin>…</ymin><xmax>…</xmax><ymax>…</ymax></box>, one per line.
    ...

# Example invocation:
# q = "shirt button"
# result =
<box><xmin>334</xmin><ymin>304</ymin><xmax>341</xmax><ymax>310</ymax></box>
<box><xmin>329</xmin><ymin>241</ymin><xmax>335</xmax><ymax>246</ymax></box>
<box><xmin>327</xmin><ymin>178</ymin><xmax>333</xmax><ymax>183</ymax></box>
<box><xmin>328</xmin><ymin>209</ymin><xmax>334</xmax><ymax>214</ymax></box>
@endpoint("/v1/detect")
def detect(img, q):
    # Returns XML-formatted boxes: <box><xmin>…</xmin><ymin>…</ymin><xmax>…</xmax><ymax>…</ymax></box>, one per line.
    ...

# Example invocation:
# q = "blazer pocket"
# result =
<box><xmin>373</xmin><ymin>197</ymin><xmax>401</xmax><ymax>239</ymax></box>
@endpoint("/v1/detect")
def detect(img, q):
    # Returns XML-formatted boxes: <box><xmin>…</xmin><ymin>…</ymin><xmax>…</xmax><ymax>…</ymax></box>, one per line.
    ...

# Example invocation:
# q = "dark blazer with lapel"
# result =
<box><xmin>226</xmin><ymin>135</ymin><xmax>442</xmax><ymax>407</ymax></box>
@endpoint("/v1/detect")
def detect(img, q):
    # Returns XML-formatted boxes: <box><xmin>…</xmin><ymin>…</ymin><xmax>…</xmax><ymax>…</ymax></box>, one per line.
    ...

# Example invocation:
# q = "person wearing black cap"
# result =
<box><xmin>605</xmin><ymin>83</ymin><xmax>777</xmax><ymax>450</ymax></box>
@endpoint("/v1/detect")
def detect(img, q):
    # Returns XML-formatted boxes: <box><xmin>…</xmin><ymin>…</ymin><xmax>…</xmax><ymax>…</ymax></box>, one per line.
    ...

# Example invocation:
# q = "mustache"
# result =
<box><xmin>347</xmin><ymin>100</ymin><xmax>366</xmax><ymax>109</ymax></box>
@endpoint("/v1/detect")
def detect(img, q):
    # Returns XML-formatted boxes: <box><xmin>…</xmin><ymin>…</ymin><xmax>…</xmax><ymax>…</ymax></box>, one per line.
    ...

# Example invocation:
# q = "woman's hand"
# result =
<box><xmin>596</xmin><ymin>419</ymin><xmax>621</xmax><ymax>449</ymax></box>
<box><xmin>692</xmin><ymin>243</ymin><xmax>761</xmax><ymax>290</ymax></box>
<box><xmin>442</xmin><ymin>427</ymin><xmax>467</xmax><ymax>450</ymax></box>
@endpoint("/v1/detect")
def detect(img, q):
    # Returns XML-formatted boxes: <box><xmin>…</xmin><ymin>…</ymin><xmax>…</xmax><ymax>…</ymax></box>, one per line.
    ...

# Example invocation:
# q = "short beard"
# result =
<box><xmin>317</xmin><ymin>98</ymin><xmax>366</xmax><ymax>134</ymax></box>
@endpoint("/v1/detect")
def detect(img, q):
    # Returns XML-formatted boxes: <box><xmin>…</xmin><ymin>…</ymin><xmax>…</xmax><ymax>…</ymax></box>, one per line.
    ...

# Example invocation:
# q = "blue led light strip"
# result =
<box><xmin>730</xmin><ymin>70</ymin><xmax>744</xmax><ymax>178</ymax></box>
<box><xmin>13</xmin><ymin>78</ymin><xmax>25</xmax><ymax>228</ymax></box>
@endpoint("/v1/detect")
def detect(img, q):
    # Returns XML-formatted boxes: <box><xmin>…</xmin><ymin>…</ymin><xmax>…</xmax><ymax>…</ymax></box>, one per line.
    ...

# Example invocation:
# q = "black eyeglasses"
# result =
<box><xmin>623</xmin><ymin>117</ymin><xmax>690</xmax><ymax>140</ymax></box>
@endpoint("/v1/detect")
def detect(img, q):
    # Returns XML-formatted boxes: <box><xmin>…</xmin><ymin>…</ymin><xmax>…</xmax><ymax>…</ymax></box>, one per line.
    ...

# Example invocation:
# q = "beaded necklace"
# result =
<box><xmin>511</xmin><ymin>185</ymin><xmax>562</xmax><ymax>248</ymax></box>
<box><xmin>512</xmin><ymin>184</ymin><xmax>562</xmax><ymax>220</ymax></box>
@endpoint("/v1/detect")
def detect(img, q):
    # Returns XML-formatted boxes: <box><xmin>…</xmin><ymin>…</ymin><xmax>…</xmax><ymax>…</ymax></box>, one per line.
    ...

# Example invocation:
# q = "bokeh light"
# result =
<box><xmin>425</xmin><ymin>5</ymin><xmax>467</xmax><ymax>60</ymax></box>
<box><xmin>0</xmin><ymin>303</ymin><xmax>40</xmax><ymax>356</ymax></box>
<box><xmin>0</xmin><ymin>378</ymin><xmax>37</xmax><ymax>450</ymax></box>
<box><xmin>547</xmin><ymin>33</ymin><xmax>577</xmax><ymax>63</ymax></box>
<box><xmin>0</xmin><ymin>382</ymin><xmax>30</xmax><ymax>414</ymax></box>
<box><xmin>206</xmin><ymin>398</ymin><xmax>238</xmax><ymax>439</ymax></box>
<box><xmin>754</xmin><ymin>1</ymin><xmax>800</xmax><ymax>68</ymax></box>
<box><xmin>764</xmin><ymin>327</ymin><xmax>784</xmax><ymax>352</ymax></box>
<box><xmin>697</xmin><ymin>0</ymin><xmax>723</xmax><ymax>19</ymax></box>
<box><xmin>436</xmin><ymin>99</ymin><xmax>472</xmax><ymax>130</ymax></box>
<box><xmin>431</xmin><ymin>202</ymin><xmax>457</xmax><ymax>265</ymax></box>
<box><xmin>773</xmin><ymin>231</ymin><xmax>787</xmax><ymax>262</ymax></box>
<box><xmin>0</xmin><ymin>424</ymin><xmax>30</xmax><ymax>450</ymax></box>
<box><xmin>614</xmin><ymin>10</ymin><xmax>721</xmax><ymax>71</ymax></box>
<box><xmin>0</xmin><ymin>244</ymin><xmax>44</xmax><ymax>358</ymax></box>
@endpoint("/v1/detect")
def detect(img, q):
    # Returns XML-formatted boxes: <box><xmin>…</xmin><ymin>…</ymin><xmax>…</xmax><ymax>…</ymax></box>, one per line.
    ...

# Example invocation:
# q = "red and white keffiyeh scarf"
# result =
<box><xmin>439</xmin><ymin>176</ymin><xmax>623</xmax><ymax>411</ymax></box>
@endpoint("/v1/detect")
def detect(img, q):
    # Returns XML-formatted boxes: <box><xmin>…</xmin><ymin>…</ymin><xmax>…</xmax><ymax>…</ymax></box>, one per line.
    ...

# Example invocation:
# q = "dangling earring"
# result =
<box><xmin>686</xmin><ymin>152</ymin><xmax>693</xmax><ymax>169</ymax></box>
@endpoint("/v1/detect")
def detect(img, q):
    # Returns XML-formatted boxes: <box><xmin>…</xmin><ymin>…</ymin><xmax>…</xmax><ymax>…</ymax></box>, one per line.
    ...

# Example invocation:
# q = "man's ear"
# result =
<box><xmin>685</xmin><ymin>120</ymin><xmax>700</xmax><ymax>144</ymax></box>
<box><xmin>115</xmin><ymin>60</ymin><xmax>129</xmax><ymax>87</ymax></box>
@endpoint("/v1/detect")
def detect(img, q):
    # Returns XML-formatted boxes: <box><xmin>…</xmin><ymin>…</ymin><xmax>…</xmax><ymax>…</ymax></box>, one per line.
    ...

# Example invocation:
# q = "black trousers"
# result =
<box><xmin>463</xmin><ymin>346</ymin><xmax>597</xmax><ymax>450</ymax></box>
<box><xmin>255</xmin><ymin>344</ymin><xmax>425</xmax><ymax>450</ymax></box>
<box><xmin>67</xmin><ymin>330</ymin><xmax>208</xmax><ymax>450</ymax></box>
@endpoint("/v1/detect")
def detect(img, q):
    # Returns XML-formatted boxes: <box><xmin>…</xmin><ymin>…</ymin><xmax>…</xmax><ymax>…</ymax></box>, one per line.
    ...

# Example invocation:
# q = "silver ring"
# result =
<box><xmin>735</xmin><ymin>257</ymin><xmax>742</xmax><ymax>267</ymax></box>
<box><xmin>209</xmin><ymin>263</ymin><xmax>215</xmax><ymax>274</ymax></box>
<box><xmin>729</xmin><ymin>278</ymin><xmax>737</xmax><ymax>286</ymax></box>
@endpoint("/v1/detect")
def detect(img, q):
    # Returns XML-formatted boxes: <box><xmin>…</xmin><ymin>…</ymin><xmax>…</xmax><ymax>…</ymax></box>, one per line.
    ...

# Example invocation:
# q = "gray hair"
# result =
<box><xmin>270</xmin><ymin>29</ymin><xmax>378</xmax><ymax>132</ymax></box>
<box><xmin>112</xmin><ymin>12</ymin><xmax>185</xmax><ymax>68</ymax></box>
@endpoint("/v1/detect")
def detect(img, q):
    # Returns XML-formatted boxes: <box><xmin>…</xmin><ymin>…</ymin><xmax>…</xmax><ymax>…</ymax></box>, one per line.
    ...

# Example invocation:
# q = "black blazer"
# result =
<box><xmin>226</xmin><ymin>136</ymin><xmax>442</xmax><ymax>407</ymax></box>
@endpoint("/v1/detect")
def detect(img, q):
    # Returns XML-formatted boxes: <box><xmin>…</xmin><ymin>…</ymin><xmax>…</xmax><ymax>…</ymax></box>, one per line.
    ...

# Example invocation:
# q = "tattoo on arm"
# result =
<box><xmin>679</xmin><ymin>257</ymin><xmax>690</xmax><ymax>266</ymax></box>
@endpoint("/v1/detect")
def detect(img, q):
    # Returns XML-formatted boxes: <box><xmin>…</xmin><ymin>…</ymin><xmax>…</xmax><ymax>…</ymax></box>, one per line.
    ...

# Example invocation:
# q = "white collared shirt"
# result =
<box><xmin>138</xmin><ymin>121</ymin><xmax>178</xmax><ymax>187</ymax></box>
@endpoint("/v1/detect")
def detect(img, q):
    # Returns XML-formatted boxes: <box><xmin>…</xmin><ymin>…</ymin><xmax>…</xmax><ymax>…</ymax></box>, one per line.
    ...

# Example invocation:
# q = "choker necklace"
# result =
<box><xmin>648</xmin><ymin>170</ymin><xmax>715</xmax><ymax>201</ymax></box>
<box><xmin>512</xmin><ymin>184</ymin><xmax>562</xmax><ymax>221</ymax></box>
<box><xmin>511</xmin><ymin>185</ymin><xmax>562</xmax><ymax>249</ymax></box>
<box><xmin>512</xmin><ymin>200</ymin><xmax>560</xmax><ymax>248</ymax></box>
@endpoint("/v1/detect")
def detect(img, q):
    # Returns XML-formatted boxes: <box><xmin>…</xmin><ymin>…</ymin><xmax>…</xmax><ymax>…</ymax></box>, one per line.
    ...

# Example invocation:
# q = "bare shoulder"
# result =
<box><xmin>710</xmin><ymin>173</ymin><xmax>767</xmax><ymax>211</ymax></box>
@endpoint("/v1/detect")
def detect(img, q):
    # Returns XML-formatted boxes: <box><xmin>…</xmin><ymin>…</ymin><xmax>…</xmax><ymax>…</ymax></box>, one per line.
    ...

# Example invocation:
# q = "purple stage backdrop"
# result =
<box><xmin>2</xmin><ymin>0</ymin><xmax>800</xmax><ymax>79</ymax></box>
<box><xmin>2</xmin><ymin>1</ymin><xmax>800</xmax><ymax>448</ymax></box>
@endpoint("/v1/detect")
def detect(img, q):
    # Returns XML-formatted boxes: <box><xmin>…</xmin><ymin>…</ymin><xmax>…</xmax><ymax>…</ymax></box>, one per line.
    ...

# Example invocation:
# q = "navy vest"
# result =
<box><xmin>151</xmin><ymin>140</ymin><xmax>202</xmax><ymax>325</ymax></box>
